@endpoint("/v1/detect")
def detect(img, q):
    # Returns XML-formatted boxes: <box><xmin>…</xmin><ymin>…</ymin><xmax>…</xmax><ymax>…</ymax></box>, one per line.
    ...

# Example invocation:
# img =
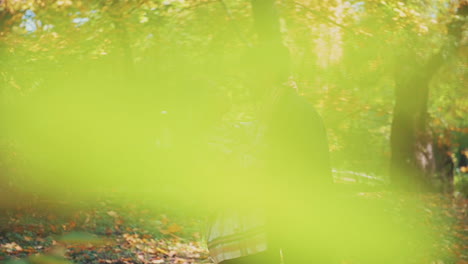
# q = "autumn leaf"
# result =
<box><xmin>107</xmin><ymin>211</ymin><xmax>119</xmax><ymax>218</ymax></box>
<box><xmin>160</xmin><ymin>223</ymin><xmax>183</xmax><ymax>235</ymax></box>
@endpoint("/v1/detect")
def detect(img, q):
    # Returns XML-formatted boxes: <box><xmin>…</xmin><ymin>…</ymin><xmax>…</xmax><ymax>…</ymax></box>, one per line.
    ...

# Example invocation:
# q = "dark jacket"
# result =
<box><xmin>265</xmin><ymin>89</ymin><xmax>333</xmax><ymax>197</ymax></box>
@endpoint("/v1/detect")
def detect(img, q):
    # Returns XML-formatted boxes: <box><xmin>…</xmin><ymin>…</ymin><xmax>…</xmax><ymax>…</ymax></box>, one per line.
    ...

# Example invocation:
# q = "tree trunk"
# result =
<box><xmin>0</xmin><ymin>3</ymin><xmax>13</xmax><ymax>88</ymax></box>
<box><xmin>389</xmin><ymin>2</ymin><xmax>467</xmax><ymax>191</ymax></box>
<box><xmin>250</xmin><ymin>0</ymin><xmax>282</xmax><ymax>45</ymax></box>
<box><xmin>390</xmin><ymin>69</ymin><xmax>435</xmax><ymax>191</ymax></box>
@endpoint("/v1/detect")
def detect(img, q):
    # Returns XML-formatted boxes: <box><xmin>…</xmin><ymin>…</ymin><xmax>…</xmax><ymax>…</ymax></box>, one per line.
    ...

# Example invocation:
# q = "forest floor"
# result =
<box><xmin>0</xmin><ymin>192</ymin><xmax>467</xmax><ymax>264</ymax></box>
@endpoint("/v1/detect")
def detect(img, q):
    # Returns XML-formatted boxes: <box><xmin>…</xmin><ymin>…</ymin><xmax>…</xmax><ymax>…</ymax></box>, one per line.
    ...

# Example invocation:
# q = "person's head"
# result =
<box><xmin>241</xmin><ymin>44</ymin><xmax>290</xmax><ymax>99</ymax></box>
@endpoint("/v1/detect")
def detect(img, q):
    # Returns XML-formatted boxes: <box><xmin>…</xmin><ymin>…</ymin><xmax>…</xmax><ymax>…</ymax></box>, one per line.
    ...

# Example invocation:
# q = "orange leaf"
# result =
<box><xmin>167</xmin><ymin>223</ymin><xmax>182</xmax><ymax>233</ymax></box>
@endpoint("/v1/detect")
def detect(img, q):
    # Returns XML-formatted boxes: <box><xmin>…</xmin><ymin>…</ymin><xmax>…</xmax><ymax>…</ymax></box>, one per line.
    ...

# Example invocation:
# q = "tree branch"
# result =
<box><xmin>293</xmin><ymin>1</ymin><xmax>355</xmax><ymax>34</ymax></box>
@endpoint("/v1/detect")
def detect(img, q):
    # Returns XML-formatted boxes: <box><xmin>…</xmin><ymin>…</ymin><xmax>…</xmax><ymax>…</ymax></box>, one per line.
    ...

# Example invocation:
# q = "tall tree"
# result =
<box><xmin>250</xmin><ymin>0</ymin><xmax>281</xmax><ymax>45</ymax></box>
<box><xmin>390</xmin><ymin>1</ymin><xmax>467</xmax><ymax>191</ymax></box>
<box><xmin>0</xmin><ymin>0</ymin><xmax>13</xmax><ymax>87</ymax></box>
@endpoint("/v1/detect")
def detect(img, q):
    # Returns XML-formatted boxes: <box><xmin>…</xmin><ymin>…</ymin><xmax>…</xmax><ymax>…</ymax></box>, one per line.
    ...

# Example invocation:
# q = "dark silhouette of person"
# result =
<box><xmin>207</xmin><ymin>45</ymin><xmax>334</xmax><ymax>264</ymax></box>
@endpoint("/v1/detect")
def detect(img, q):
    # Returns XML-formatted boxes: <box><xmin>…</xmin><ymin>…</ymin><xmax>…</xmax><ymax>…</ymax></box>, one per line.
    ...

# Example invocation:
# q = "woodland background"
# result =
<box><xmin>0</xmin><ymin>0</ymin><xmax>467</xmax><ymax>263</ymax></box>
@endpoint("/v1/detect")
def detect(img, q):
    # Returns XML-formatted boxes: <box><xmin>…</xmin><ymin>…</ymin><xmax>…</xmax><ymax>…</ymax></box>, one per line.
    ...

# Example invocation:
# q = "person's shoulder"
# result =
<box><xmin>278</xmin><ymin>89</ymin><xmax>323</xmax><ymax>125</ymax></box>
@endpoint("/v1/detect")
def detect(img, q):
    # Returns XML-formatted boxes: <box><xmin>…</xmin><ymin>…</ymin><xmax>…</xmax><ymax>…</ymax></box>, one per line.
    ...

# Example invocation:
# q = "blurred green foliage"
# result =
<box><xmin>0</xmin><ymin>0</ymin><xmax>466</xmax><ymax>263</ymax></box>
<box><xmin>0</xmin><ymin>0</ymin><xmax>465</xmax><ymax>198</ymax></box>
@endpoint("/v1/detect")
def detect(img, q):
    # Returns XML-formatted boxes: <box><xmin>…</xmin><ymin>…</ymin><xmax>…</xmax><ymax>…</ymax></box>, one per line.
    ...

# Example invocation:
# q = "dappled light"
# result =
<box><xmin>0</xmin><ymin>0</ymin><xmax>467</xmax><ymax>264</ymax></box>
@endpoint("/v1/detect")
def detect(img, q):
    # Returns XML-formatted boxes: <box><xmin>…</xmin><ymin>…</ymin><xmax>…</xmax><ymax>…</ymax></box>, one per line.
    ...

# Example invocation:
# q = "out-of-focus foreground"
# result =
<box><xmin>0</xmin><ymin>0</ymin><xmax>467</xmax><ymax>263</ymax></box>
